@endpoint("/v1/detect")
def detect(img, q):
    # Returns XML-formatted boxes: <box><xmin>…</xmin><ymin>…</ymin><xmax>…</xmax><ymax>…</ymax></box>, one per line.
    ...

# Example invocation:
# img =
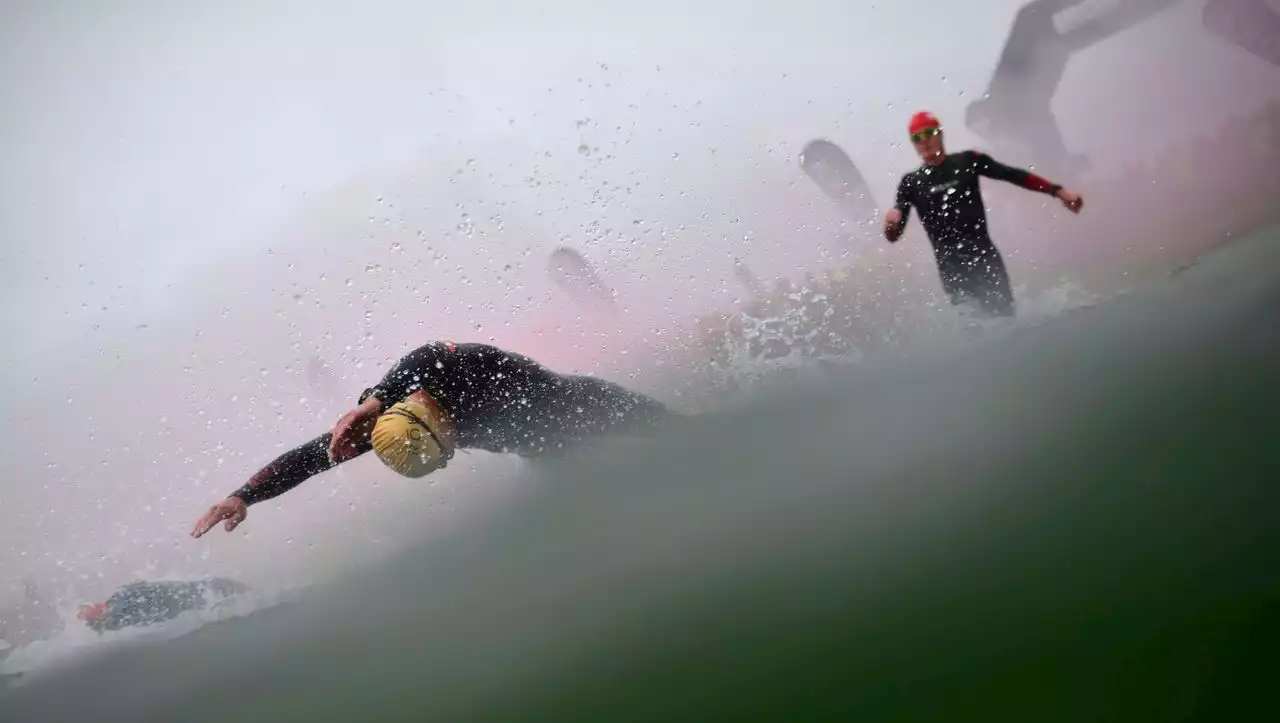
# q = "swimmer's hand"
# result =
<box><xmin>327</xmin><ymin>396</ymin><xmax>384</xmax><ymax>463</ymax></box>
<box><xmin>191</xmin><ymin>496</ymin><xmax>248</xmax><ymax>538</ymax></box>
<box><xmin>1054</xmin><ymin>188</ymin><xmax>1083</xmax><ymax>214</ymax></box>
<box><xmin>883</xmin><ymin>208</ymin><xmax>905</xmax><ymax>242</ymax></box>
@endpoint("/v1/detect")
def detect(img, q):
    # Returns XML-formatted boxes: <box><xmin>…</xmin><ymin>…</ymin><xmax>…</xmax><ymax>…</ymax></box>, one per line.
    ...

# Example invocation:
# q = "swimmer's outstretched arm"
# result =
<box><xmin>190</xmin><ymin>397</ymin><xmax>384</xmax><ymax>538</ymax></box>
<box><xmin>235</xmin><ymin>433</ymin><xmax>346</xmax><ymax>504</ymax></box>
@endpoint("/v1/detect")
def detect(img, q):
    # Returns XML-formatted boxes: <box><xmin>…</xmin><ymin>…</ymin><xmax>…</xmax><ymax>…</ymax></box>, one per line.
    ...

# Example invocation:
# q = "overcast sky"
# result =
<box><xmin>3</xmin><ymin>0</ymin><xmax>1278</xmax><ymax>603</ymax></box>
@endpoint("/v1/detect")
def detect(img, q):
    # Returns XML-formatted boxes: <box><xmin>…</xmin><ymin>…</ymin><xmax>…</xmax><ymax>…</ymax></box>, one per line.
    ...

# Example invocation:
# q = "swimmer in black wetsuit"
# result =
<box><xmin>77</xmin><ymin>578</ymin><xmax>249</xmax><ymax>633</ymax></box>
<box><xmin>191</xmin><ymin>341</ymin><xmax>672</xmax><ymax>538</ymax></box>
<box><xmin>884</xmin><ymin>111</ymin><xmax>1084</xmax><ymax>317</ymax></box>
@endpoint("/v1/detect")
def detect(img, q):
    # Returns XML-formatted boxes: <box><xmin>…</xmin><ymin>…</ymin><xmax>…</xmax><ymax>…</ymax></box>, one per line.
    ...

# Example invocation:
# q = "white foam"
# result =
<box><xmin>692</xmin><ymin>278</ymin><xmax>1106</xmax><ymax>405</ymax></box>
<box><xmin>1</xmin><ymin>584</ymin><xmax>303</xmax><ymax>685</ymax></box>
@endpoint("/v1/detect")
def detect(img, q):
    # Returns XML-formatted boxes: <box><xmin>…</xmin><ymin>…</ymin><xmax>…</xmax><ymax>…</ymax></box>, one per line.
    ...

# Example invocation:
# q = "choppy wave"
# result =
<box><xmin>3</xmin><ymin>225</ymin><xmax>1277</xmax><ymax>722</ymax></box>
<box><xmin>691</xmin><ymin>278</ymin><xmax>1102</xmax><ymax>403</ymax></box>
<box><xmin>3</xmin><ymin>227</ymin><xmax>1276</xmax><ymax>721</ymax></box>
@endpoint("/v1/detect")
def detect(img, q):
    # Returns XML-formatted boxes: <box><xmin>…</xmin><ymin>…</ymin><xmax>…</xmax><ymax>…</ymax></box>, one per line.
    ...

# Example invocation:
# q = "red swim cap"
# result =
<box><xmin>908</xmin><ymin>111</ymin><xmax>941</xmax><ymax>136</ymax></box>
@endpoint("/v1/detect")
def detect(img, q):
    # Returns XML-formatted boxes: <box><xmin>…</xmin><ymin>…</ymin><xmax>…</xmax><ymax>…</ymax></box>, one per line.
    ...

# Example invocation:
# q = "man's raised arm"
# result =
<box><xmin>975</xmin><ymin>152</ymin><xmax>1083</xmax><ymax>212</ymax></box>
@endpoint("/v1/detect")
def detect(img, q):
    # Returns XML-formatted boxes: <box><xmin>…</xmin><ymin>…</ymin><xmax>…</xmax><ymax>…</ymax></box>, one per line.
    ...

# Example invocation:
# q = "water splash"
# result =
<box><xmin>1</xmin><ymin>583</ymin><xmax>303</xmax><ymax>688</ymax></box>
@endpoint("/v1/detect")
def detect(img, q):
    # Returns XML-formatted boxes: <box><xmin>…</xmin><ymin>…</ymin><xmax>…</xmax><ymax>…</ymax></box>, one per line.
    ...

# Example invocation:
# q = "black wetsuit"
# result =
<box><xmin>233</xmin><ymin>342</ymin><xmax>670</xmax><ymax>505</ymax></box>
<box><xmin>85</xmin><ymin>579</ymin><xmax>248</xmax><ymax>633</ymax></box>
<box><xmin>893</xmin><ymin>150</ymin><xmax>1062</xmax><ymax>316</ymax></box>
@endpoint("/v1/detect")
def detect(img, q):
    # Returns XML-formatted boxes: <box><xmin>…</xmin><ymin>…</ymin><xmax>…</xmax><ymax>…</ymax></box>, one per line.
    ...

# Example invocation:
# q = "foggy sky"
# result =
<box><xmin>3</xmin><ymin>0</ymin><xmax>1278</xmax><ymax>605</ymax></box>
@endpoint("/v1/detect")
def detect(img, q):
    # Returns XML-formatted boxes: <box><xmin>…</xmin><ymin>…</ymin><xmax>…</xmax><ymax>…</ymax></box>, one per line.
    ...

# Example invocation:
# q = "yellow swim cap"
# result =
<box><xmin>370</xmin><ymin>394</ymin><xmax>457</xmax><ymax>478</ymax></box>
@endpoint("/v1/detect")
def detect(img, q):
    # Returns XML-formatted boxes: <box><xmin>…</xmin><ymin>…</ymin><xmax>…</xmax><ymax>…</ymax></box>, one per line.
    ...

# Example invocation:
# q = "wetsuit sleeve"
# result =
<box><xmin>230</xmin><ymin>432</ymin><xmax>371</xmax><ymax>506</ymax></box>
<box><xmin>893</xmin><ymin>177</ymin><xmax>914</xmax><ymax>221</ymax></box>
<box><xmin>361</xmin><ymin>342</ymin><xmax>448</xmax><ymax>405</ymax></box>
<box><xmin>973</xmin><ymin>151</ymin><xmax>1062</xmax><ymax>195</ymax></box>
<box><xmin>888</xmin><ymin>177</ymin><xmax>913</xmax><ymax>242</ymax></box>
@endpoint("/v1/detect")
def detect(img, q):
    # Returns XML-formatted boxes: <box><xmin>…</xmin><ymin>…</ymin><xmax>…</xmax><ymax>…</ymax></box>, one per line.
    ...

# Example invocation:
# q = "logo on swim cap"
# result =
<box><xmin>370</xmin><ymin>396</ymin><xmax>457</xmax><ymax>478</ymax></box>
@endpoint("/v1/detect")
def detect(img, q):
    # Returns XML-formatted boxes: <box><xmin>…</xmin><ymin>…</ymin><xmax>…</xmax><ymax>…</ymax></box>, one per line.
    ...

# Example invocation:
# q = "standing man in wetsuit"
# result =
<box><xmin>883</xmin><ymin>111</ymin><xmax>1084</xmax><ymax>317</ymax></box>
<box><xmin>191</xmin><ymin>341</ymin><xmax>672</xmax><ymax>538</ymax></box>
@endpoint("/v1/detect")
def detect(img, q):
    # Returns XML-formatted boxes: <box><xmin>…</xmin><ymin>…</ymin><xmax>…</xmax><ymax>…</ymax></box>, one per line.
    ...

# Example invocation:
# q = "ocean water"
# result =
<box><xmin>2</xmin><ymin>226</ymin><xmax>1277</xmax><ymax>722</ymax></box>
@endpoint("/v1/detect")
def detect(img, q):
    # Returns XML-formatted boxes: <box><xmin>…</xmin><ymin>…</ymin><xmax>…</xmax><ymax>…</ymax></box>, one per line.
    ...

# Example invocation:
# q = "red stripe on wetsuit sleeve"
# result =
<box><xmin>1023</xmin><ymin>173</ymin><xmax>1058</xmax><ymax>193</ymax></box>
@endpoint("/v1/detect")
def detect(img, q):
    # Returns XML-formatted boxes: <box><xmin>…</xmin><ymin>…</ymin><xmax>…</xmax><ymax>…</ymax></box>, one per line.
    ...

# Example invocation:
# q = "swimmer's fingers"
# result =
<box><xmin>191</xmin><ymin>498</ymin><xmax>248</xmax><ymax>538</ymax></box>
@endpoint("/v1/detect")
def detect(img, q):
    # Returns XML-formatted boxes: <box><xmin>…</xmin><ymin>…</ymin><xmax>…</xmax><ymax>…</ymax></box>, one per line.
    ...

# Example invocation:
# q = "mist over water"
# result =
<box><xmin>2</xmin><ymin>0</ymin><xmax>1278</xmax><ymax>704</ymax></box>
<box><xmin>3</xmin><ymin>220</ymin><xmax>1278</xmax><ymax>720</ymax></box>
